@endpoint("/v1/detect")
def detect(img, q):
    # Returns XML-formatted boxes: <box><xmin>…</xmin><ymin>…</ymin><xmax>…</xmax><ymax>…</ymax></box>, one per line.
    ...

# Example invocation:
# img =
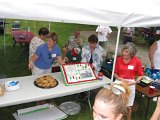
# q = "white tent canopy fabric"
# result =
<box><xmin>0</xmin><ymin>0</ymin><xmax>160</xmax><ymax>27</ymax></box>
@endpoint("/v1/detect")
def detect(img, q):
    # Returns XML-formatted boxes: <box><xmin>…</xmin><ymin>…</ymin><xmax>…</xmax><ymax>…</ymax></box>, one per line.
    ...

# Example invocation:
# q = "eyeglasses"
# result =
<box><xmin>48</xmin><ymin>53</ymin><xmax>51</xmax><ymax>59</ymax></box>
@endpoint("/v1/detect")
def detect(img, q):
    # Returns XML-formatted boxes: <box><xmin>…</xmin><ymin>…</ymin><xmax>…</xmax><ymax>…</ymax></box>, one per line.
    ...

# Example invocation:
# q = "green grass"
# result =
<box><xmin>0</xmin><ymin>20</ymin><xmax>157</xmax><ymax>120</ymax></box>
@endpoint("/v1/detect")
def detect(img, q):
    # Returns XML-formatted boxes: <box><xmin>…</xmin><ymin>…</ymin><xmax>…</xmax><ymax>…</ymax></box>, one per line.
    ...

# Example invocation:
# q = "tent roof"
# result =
<box><xmin>0</xmin><ymin>0</ymin><xmax>160</xmax><ymax>27</ymax></box>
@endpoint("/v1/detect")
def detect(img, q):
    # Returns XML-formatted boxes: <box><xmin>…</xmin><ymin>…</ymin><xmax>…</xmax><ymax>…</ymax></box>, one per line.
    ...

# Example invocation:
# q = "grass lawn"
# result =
<box><xmin>0</xmin><ymin>19</ymin><xmax>157</xmax><ymax>120</ymax></box>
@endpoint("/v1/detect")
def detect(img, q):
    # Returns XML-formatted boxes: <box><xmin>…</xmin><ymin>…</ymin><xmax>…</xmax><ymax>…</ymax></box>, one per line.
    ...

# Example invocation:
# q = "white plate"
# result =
<box><xmin>59</xmin><ymin>101</ymin><xmax>81</xmax><ymax>115</ymax></box>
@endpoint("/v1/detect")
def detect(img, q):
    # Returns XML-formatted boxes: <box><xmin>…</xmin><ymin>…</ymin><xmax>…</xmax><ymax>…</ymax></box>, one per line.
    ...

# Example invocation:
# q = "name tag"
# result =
<box><xmin>73</xmin><ymin>57</ymin><xmax>77</xmax><ymax>60</ymax></box>
<box><xmin>128</xmin><ymin>65</ymin><xmax>134</xmax><ymax>70</ymax></box>
<box><xmin>52</xmin><ymin>54</ymin><xmax>56</xmax><ymax>58</ymax></box>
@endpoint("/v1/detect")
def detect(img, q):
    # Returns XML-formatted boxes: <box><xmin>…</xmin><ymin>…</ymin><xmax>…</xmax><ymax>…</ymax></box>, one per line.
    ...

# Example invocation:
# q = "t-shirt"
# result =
<box><xmin>29</xmin><ymin>36</ymin><xmax>45</xmax><ymax>59</ymax></box>
<box><xmin>34</xmin><ymin>43</ymin><xmax>61</xmax><ymax>69</ymax></box>
<box><xmin>114</xmin><ymin>56</ymin><xmax>143</xmax><ymax>79</ymax></box>
<box><xmin>96</xmin><ymin>25</ymin><xmax>112</xmax><ymax>42</ymax></box>
<box><xmin>123</xmin><ymin>27</ymin><xmax>135</xmax><ymax>37</ymax></box>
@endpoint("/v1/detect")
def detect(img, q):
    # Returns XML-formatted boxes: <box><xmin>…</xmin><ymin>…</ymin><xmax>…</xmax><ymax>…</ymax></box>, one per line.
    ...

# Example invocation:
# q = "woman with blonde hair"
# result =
<box><xmin>93</xmin><ymin>81</ymin><xmax>131</xmax><ymax>120</ymax></box>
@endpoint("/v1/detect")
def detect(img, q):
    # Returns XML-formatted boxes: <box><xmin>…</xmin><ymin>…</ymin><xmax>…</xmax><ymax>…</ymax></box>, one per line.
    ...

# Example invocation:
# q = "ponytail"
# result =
<box><xmin>95</xmin><ymin>81</ymin><xmax>131</xmax><ymax>116</ymax></box>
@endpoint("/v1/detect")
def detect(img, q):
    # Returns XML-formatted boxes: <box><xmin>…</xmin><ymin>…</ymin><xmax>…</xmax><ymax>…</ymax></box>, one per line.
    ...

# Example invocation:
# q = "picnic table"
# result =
<box><xmin>136</xmin><ymin>83</ymin><xmax>160</xmax><ymax>120</ymax></box>
<box><xmin>0</xmin><ymin>72</ymin><xmax>111</xmax><ymax>108</ymax></box>
<box><xmin>11</xmin><ymin>30</ymin><xmax>34</xmax><ymax>59</ymax></box>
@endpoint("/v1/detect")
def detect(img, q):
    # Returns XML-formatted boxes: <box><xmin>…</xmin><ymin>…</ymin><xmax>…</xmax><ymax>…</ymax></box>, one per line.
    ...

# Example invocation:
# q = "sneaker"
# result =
<box><xmin>153</xmin><ymin>97</ymin><xmax>157</xmax><ymax>102</ymax></box>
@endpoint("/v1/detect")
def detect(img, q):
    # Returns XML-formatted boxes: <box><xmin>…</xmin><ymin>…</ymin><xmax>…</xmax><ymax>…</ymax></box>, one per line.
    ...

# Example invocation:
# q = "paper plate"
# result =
<box><xmin>59</xmin><ymin>101</ymin><xmax>81</xmax><ymax>115</ymax></box>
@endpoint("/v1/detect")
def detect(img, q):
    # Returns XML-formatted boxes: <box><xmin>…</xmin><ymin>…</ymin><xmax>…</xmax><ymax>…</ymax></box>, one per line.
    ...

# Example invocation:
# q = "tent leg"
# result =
<box><xmin>3</xmin><ymin>19</ymin><xmax>6</xmax><ymax>55</ymax></box>
<box><xmin>111</xmin><ymin>26</ymin><xmax>121</xmax><ymax>82</ymax></box>
<box><xmin>48</xmin><ymin>22</ymin><xmax>51</xmax><ymax>31</ymax></box>
<box><xmin>87</xmin><ymin>91</ymin><xmax>92</xmax><ymax>110</ymax></box>
<box><xmin>34</xmin><ymin>20</ymin><xmax>36</xmax><ymax>34</ymax></box>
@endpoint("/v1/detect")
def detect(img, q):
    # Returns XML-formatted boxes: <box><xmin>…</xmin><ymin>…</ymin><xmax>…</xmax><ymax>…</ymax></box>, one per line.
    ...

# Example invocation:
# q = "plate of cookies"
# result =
<box><xmin>34</xmin><ymin>75</ymin><xmax>58</xmax><ymax>89</ymax></box>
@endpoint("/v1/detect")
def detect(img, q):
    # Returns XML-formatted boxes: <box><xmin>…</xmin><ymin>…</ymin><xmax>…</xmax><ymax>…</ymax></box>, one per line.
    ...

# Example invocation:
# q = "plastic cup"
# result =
<box><xmin>98</xmin><ymin>76</ymin><xmax>103</xmax><ymax>80</ymax></box>
<box><xmin>149</xmin><ymin>86</ymin><xmax>155</xmax><ymax>94</ymax></box>
<box><xmin>98</xmin><ymin>72</ymin><xmax>103</xmax><ymax>81</ymax></box>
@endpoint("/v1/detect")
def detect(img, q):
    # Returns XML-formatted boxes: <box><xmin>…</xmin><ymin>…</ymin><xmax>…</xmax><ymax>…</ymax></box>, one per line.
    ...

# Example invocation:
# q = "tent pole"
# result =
<box><xmin>48</xmin><ymin>22</ymin><xmax>51</xmax><ymax>31</ymax></box>
<box><xmin>111</xmin><ymin>26</ymin><xmax>121</xmax><ymax>82</ymax></box>
<box><xmin>34</xmin><ymin>20</ymin><xmax>36</xmax><ymax>34</ymax></box>
<box><xmin>3</xmin><ymin>18</ymin><xmax>6</xmax><ymax>55</ymax></box>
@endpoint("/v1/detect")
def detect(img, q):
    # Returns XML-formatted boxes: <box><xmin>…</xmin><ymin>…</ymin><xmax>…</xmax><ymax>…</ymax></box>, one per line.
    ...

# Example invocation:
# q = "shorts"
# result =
<box><xmin>127</xmin><ymin>85</ymin><xmax>135</xmax><ymax>107</ymax></box>
<box><xmin>114</xmin><ymin>80</ymin><xmax>135</xmax><ymax>107</ymax></box>
<box><xmin>32</xmin><ymin>65</ymin><xmax>51</xmax><ymax>75</ymax></box>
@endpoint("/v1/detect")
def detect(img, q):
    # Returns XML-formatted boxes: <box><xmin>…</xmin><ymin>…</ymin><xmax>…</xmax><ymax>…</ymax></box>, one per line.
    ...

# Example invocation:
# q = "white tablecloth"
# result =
<box><xmin>0</xmin><ymin>72</ymin><xmax>111</xmax><ymax>107</ymax></box>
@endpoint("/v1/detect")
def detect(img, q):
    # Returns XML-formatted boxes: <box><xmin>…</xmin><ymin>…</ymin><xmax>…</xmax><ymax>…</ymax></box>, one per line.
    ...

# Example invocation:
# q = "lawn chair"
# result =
<box><xmin>0</xmin><ymin>19</ymin><xmax>5</xmax><ymax>35</ymax></box>
<box><xmin>12</xmin><ymin>21</ymin><xmax>20</xmax><ymax>31</ymax></box>
<box><xmin>12</xmin><ymin>21</ymin><xmax>20</xmax><ymax>47</ymax></box>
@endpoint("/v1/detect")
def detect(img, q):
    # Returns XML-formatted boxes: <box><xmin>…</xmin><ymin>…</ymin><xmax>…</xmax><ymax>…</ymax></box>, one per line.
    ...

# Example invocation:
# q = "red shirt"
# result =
<box><xmin>114</xmin><ymin>56</ymin><xmax>144</xmax><ymax>79</ymax></box>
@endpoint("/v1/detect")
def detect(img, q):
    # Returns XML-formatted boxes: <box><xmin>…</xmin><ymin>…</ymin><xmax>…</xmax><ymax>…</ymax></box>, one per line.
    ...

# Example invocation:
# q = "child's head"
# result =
<box><xmin>93</xmin><ymin>81</ymin><xmax>130</xmax><ymax>120</ymax></box>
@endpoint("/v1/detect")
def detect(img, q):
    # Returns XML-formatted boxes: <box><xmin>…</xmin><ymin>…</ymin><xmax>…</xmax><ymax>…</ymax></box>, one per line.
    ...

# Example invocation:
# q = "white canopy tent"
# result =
<box><xmin>1</xmin><ymin>0</ymin><xmax>160</xmax><ymax>27</ymax></box>
<box><xmin>0</xmin><ymin>0</ymin><xmax>160</xmax><ymax>81</ymax></box>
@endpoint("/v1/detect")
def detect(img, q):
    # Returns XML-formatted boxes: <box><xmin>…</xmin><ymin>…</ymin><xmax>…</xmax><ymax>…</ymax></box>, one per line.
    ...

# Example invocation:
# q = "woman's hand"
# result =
<box><xmin>120</xmin><ymin>78</ymin><xmax>137</xmax><ymax>85</ymax></box>
<box><xmin>57</xmin><ymin>56</ymin><xmax>65</xmax><ymax>65</ymax></box>
<box><xmin>118</xmin><ymin>78</ymin><xmax>129</xmax><ymax>83</ymax></box>
<box><xmin>127</xmin><ymin>80</ymin><xmax>137</xmax><ymax>85</ymax></box>
<box><xmin>28</xmin><ymin>55</ymin><xmax>38</xmax><ymax>70</ymax></box>
<box><xmin>28</xmin><ymin>62</ymin><xmax>33</xmax><ymax>70</ymax></box>
<box><xmin>64</xmin><ymin>57</ymin><xmax>69</xmax><ymax>63</ymax></box>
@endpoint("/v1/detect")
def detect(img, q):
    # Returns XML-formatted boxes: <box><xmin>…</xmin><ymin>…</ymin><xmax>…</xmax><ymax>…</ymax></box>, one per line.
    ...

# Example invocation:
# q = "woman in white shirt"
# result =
<box><xmin>149</xmin><ymin>40</ymin><xmax>160</xmax><ymax>69</ymax></box>
<box><xmin>29</xmin><ymin>27</ymin><xmax>49</xmax><ymax>73</ymax></box>
<box><xmin>29</xmin><ymin>27</ymin><xmax>49</xmax><ymax>59</ymax></box>
<box><xmin>96</xmin><ymin>25</ymin><xmax>112</xmax><ymax>49</ymax></box>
